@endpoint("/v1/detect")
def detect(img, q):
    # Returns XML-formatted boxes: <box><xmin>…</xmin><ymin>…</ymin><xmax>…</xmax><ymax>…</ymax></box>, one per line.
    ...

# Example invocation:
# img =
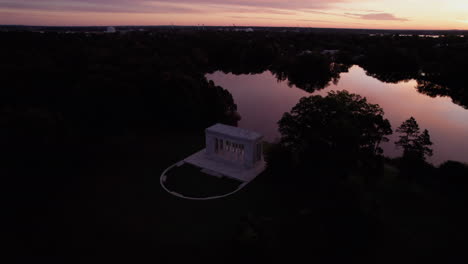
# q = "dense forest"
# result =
<box><xmin>2</xmin><ymin>29</ymin><xmax>468</xmax><ymax>262</ymax></box>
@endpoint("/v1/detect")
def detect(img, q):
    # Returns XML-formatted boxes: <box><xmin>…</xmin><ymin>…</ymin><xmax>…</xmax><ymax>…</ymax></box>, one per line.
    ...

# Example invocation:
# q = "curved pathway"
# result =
<box><xmin>160</xmin><ymin>161</ymin><xmax>251</xmax><ymax>201</ymax></box>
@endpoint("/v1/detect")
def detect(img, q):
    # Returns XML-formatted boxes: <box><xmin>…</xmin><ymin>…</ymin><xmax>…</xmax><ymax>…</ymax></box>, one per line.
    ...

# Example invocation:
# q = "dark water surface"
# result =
<box><xmin>207</xmin><ymin>66</ymin><xmax>468</xmax><ymax>165</ymax></box>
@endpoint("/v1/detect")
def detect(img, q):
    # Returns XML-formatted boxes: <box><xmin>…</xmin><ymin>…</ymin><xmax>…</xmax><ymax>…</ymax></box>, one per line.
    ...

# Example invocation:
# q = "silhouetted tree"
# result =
<box><xmin>276</xmin><ymin>90</ymin><xmax>392</xmax><ymax>174</ymax></box>
<box><xmin>438</xmin><ymin>161</ymin><xmax>468</xmax><ymax>195</ymax></box>
<box><xmin>271</xmin><ymin>53</ymin><xmax>348</xmax><ymax>92</ymax></box>
<box><xmin>395</xmin><ymin>117</ymin><xmax>433</xmax><ymax>161</ymax></box>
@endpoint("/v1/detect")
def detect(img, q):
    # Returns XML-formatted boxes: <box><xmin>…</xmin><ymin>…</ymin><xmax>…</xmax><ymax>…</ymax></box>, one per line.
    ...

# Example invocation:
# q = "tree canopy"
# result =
<box><xmin>395</xmin><ymin>117</ymin><xmax>433</xmax><ymax>161</ymax></box>
<box><xmin>277</xmin><ymin>90</ymin><xmax>392</xmax><ymax>170</ymax></box>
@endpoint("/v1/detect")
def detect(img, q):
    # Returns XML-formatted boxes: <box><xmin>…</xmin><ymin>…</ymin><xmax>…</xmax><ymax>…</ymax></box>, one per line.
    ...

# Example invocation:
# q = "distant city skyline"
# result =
<box><xmin>1</xmin><ymin>0</ymin><xmax>467</xmax><ymax>30</ymax></box>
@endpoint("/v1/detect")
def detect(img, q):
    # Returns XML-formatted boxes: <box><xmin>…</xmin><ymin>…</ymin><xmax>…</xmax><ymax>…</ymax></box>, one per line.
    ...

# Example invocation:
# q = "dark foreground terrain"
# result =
<box><xmin>2</xmin><ymin>29</ymin><xmax>468</xmax><ymax>262</ymax></box>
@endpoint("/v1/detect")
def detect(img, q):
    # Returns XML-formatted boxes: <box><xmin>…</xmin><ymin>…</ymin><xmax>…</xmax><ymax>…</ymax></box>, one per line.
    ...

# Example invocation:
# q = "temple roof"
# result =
<box><xmin>206</xmin><ymin>123</ymin><xmax>263</xmax><ymax>141</ymax></box>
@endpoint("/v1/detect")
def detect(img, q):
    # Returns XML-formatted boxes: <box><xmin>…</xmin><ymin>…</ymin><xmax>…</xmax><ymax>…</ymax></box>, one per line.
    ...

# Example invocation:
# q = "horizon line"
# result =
<box><xmin>1</xmin><ymin>24</ymin><xmax>467</xmax><ymax>32</ymax></box>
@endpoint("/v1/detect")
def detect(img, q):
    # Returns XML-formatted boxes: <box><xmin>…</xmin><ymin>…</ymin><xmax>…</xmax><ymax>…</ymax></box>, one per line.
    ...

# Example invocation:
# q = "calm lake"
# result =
<box><xmin>207</xmin><ymin>65</ymin><xmax>468</xmax><ymax>165</ymax></box>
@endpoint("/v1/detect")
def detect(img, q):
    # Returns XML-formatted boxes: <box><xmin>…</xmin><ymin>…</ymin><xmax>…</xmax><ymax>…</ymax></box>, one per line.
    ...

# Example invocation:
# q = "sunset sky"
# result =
<box><xmin>1</xmin><ymin>0</ymin><xmax>467</xmax><ymax>29</ymax></box>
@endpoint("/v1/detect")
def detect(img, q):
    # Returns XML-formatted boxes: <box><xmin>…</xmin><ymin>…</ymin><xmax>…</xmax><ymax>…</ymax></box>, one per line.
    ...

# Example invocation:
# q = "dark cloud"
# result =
<box><xmin>230</xmin><ymin>15</ymin><xmax>330</xmax><ymax>23</ymax></box>
<box><xmin>0</xmin><ymin>0</ymin><xmax>346</xmax><ymax>14</ymax></box>
<box><xmin>0</xmin><ymin>0</ymin><xmax>199</xmax><ymax>13</ymax></box>
<box><xmin>0</xmin><ymin>0</ymin><xmax>408</xmax><ymax>26</ymax></box>
<box><xmin>364</xmin><ymin>9</ymin><xmax>384</xmax><ymax>13</ymax></box>
<box><xmin>345</xmin><ymin>12</ymin><xmax>409</xmax><ymax>21</ymax></box>
<box><xmin>153</xmin><ymin>0</ymin><xmax>344</xmax><ymax>9</ymax></box>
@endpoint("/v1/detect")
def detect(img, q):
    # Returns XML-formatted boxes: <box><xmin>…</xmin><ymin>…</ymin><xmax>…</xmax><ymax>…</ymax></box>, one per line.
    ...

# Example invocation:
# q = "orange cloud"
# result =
<box><xmin>0</xmin><ymin>0</ymin><xmax>466</xmax><ymax>29</ymax></box>
<box><xmin>345</xmin><ymin>12</ymin><xmax>409</xmax><ymax>21</ymax></box>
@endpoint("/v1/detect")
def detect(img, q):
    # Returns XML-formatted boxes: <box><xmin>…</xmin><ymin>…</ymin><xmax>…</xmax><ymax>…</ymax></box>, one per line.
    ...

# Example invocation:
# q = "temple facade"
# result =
<box><xmin>183</xmin><ymin>123</ymin><xmax>266</xmax><ymax>182</ymax></box>
<box><xmin>205</xmin><ymin>123</ymin><xmax>263</xmax><ymax>169</ymax></box>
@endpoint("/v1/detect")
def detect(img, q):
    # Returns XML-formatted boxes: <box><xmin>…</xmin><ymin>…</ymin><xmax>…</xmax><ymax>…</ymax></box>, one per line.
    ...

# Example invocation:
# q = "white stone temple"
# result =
<box><xmin>184</xmin><ymin>123</ymin><xmax>266</xmax><ymax>182</ymax></box>
<box><xmin>106</xmin><ymin>26</ymin><xmax>116</xmax><ymax>33</ymax></box>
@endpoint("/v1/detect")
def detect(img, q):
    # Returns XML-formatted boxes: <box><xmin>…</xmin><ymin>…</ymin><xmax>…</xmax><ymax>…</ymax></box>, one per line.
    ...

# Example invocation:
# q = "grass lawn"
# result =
<box><xmin>164</xmin><ymin>163</ymin><xmax>243</xmax><ymax>198</ymax></box>
<box><xmin>16</xmin><ymin>126</ymin><xmax>459</xmax><ymax>262</ymax></box>
<box><xmin>50</xmin><ymin>128</ymin><xmax>279</xmax><ymax>261</ymax></box>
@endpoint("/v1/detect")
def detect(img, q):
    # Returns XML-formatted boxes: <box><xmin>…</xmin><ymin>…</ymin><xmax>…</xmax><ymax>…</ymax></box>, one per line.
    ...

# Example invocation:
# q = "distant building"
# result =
<box><xmin>233</xmin><ymin>27</ymin><xmax>254</xmax><ymax>32</ymax></box>
<box><xmin>321</xmin><ymin>49</ymin><xmax>340</xmax><ymax>56</ymax></box>
<box><xmin>298</xmin><ymin>50</ymin><xmax>313</xmax><ymax>56</ymax></box>
<box><xmin>106</xmin><ymin>26</ymin><xmax>116</xmax><ymax>33</ymax></box>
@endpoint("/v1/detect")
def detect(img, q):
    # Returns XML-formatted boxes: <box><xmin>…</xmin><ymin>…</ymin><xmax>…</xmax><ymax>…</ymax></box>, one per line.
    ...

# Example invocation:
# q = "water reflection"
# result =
<box><xmin>207</xmin><ymin>66</ymin><xmax>468</xmax><ymax>165</ymax></box>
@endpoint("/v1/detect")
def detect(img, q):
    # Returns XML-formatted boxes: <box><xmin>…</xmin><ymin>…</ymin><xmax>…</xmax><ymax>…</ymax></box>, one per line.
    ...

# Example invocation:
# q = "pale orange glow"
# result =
<box><xmin>0</xmin><ymin>0</ymin><xmax>467</xmax><ymax>29</ymax></box>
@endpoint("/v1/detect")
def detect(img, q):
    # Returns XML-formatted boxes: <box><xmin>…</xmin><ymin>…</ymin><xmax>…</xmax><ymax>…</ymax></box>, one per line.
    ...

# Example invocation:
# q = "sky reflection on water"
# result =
<box><xmin>207</xmin><ymin>66</ymin><xmax>468</xmax><ymax>165</ymax></box>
